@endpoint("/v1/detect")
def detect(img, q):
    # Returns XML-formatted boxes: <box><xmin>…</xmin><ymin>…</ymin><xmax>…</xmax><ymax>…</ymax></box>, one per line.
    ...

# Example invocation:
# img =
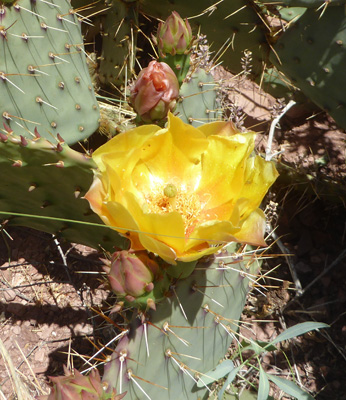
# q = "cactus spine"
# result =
<box><xmin>103</xmin><ymin>243</ymin><xmax>261</xmax><ymax>399</ymax></box>
<box><xmin>0</xmin><ymin>0</ymin><xmax>100</xmax><ymax>144</ymax></box>
<box><xmin>0</xmin><ymin>126</ymin><xmax>127</xmax><ymax>250</ymax></box>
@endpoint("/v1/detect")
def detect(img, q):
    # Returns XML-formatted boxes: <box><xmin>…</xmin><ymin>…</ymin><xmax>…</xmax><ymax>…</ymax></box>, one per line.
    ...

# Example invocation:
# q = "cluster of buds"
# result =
<box><xmin>38</xmin><ymin>366</ymin><xmax>125</xmax><ymax>400</ymax></box>
<box><xmin>129</xmin><ymin>12</ymin><xmax>193</xmax><ymax>122</ymax></box>
<box><xmin>129</xmin><ymin>60</ymin><xmax>179</xmax><ymax>122</ymax></box>
<box><xmin>156</xmin><ymin>11</ymin><xmax>192</xmax><ymax>57</ymax></box>
<box><xmin>104</xmin><ymin>250</ymin><xmax>159</xmax><ymax>301</ymax></box>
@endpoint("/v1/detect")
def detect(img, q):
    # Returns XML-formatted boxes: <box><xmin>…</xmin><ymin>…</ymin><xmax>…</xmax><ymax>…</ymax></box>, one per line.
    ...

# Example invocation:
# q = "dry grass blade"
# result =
<box><xmin>0</xmin><ymin>338</ymin><xmax>34</xmax><ymax>400</ymax></box>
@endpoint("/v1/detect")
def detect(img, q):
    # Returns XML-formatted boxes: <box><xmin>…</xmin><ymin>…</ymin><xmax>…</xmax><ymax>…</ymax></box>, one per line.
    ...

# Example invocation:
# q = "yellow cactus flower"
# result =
<box><xmin>85</xmin><ymin>113</ymin><xmax>278</xmax><ymax>264</ymax></box>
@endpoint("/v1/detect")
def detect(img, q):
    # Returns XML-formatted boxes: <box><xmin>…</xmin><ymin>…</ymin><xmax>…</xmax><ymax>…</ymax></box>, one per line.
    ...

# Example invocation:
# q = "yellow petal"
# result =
<box><xmin>176</xmin><ymin>244</ymin><xmax>223</xmax><ymax>263</ymax></box>
<box><xmin>102</xmin><ymin>162</ymin><xmax>122</xmax><ymax>200</ymax></box>
<box><xmin>91</xmin><ymin>124</ymin><xmax>161</xmax><ymax>172</ymax></box>
<box><xmin>197</xmin><ymin>133</ymin><xmax>255</xmax><ymax>209</ymax></box>
<box><xmin>197</xmin><ymin>120</ymin><xmax>241</xmax><ymax>137</ymax></box>
<box><xmin>185</xmin><ymin>220</ymin><xmax>239</xmax><ymax>252</ymax></box>
<box><xmin>89</xmin><ymin>126</ymin><xmax>162</xmax><ymax>204</ymax></box>
<box><xmin>105</xmin><ymin>201</ymin><xmax>143</xmax><ymax>250</ymax></box>
<box><xmin>238</xmin><ymin>156</ymin><xmax>279</xmax><ymax>219</ymax></box>
<box><xmin>138</xmin><ymin>233</ymin><xmax>177</xmax><ymax>264</ymax></box>
<box><xmin>138</xmin><ymin>113</ymin><xmax>208</xmax><ymax>186</ymax></box>
<box><xmin>125</xmin><ymin>193</ymin><xmax>185</xmax><ymax>254</ymax></box>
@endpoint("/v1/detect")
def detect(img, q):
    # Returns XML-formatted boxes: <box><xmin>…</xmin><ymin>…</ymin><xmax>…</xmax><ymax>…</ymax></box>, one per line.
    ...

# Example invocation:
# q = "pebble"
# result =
<box><xmin>12</xmin><ymin>326</ymin><xmax>21</xmax><ymax>335</ymax></box>
<box><xmin>34</xmin><ymin>348</ymin><xmax>46</xmax><ymax>363</ymax></box>
<box><xmin>3</xmin><ymin>289</ymin><xmax>16</xmax><ymax>302</ymax></box>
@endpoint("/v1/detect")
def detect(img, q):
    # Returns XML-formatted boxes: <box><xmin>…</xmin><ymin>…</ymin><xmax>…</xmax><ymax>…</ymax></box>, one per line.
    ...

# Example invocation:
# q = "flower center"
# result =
<box><xmin>144</xmin><ymin>183</ymin><xmax>203</xmax><ymax>236</ymax></box>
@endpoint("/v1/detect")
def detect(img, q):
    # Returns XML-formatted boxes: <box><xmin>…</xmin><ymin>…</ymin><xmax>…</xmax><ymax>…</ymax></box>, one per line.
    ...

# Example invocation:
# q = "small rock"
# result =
<box><xmin>73</xmin><ymin>323</ymin><xmax>93</xmax><ymax>336</ymax></box>
<box><xmin>12</xmin><ymin>326</ymin><xmax>21</xmax><ymax>335</ymax></box>
<box><xmin>37</xmin><ymin>325</ymin><xmax>53</xmax><ymax>340</ymax></box>
<box><xmin>33</xmin><ymin>365</ymin><xmax>47</xmax><ymax>374</ymax></box>
<box><xmin>34</xmin><ymin>347</ymin><xmax>46</xmax><ymax>363</ymax></box>
<box><xmin>3</xmin><ymin>289</ymin><xmax>16</xmax><ymax>302</ymax></box>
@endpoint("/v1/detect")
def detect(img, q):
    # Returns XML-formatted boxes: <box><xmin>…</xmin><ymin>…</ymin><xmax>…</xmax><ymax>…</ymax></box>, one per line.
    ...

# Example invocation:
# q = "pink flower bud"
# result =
<box><xmin>37</xmin><ymin>366</ymin><xmax>126</xmax><ymax>400</ymax></box>
<box><xmin>130</xmin><ymin>61</ymin><xmax>179</xmax><ymax>122</ymax></box>
<box><xmin>104</xmin><ymin>251</ymin><xmax>157</xmax><ymax>298</ymax></box>
<box><xmin>157</xmin><ymin>11</ymin><xmax>192</xmax><ymax>57</ymax></box>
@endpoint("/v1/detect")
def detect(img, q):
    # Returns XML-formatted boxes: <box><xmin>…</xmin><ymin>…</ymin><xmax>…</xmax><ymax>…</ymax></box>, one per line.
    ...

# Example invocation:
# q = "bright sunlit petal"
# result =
<box><xmin>84</xmin><ymin>113</ymin><xmax>278</xmax><ymax>263</ymax></box>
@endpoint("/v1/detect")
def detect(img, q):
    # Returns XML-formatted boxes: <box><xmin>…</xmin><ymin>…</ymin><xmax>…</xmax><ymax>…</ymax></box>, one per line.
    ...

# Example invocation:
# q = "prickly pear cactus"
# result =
<box><xmin>0</xmin><ymin>0</ymin><xmax>100</xmax><ymax>144</ymax></box>
<box><xmin>0</xmin><ymin>127</ymin><xmax>127</xmax><ymax>251</ymax></box>
<box><xmin>103</xmin><ymin>243</ymin><xmax>260</xmax><ymax>399</ymax></box>
<box><xmin>271</xmin><ymin>5</ymin><xmax>346</xmax><ymax>129</ymax></box>
<box><xmin>141</xmin><ymin>0</ymin><xmax>269</xmax><ymax>78</ymax></box>
<box><xmin>98</xmin><ymin>0</ymin><xmax>139</xmax><ymax>87</ymax></box>
<box><xmin>176</xmin><ymin>68</ymin><xmax>220</xmax><ymax>126</ymax></box>
<box><xmin>262</xmin><ymin>0</ymin><xmax>345</xmax><ymax>6</ymax></box>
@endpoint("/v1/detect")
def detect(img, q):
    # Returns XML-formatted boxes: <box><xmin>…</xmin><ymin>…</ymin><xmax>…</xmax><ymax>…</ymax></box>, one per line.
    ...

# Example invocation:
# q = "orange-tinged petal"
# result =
<box><xmin>176</xmin><ymin>244</ymin><xmax>223</xmax><ymax>263</ymax></box>
<box><xmin>197</xmin><ymin>120</ymin><xmax>241</xmax><ymax>137</ymax></box>
<box><xmin>105</xmin><ymin>201</ymin><xmax>143</xmax><ymax>250</ymax></box>
<box><xmin>185</xmin><ymin>220</ymin><xmax>239</xmax><ymax>252</ymax></box>
<box><xmin>233</xmin><ymin>209</ymin><xmax>267</xmax><ymax>247</ymax></box>
<box><xmin>199</xmin><ymin>198</ymin><xmax>238</xmax><ymax>224</ymax></box>
<box><xmin>84</xmin><ymin>175</ymin><xmax>105</xmax><ymax>216</ymax></box>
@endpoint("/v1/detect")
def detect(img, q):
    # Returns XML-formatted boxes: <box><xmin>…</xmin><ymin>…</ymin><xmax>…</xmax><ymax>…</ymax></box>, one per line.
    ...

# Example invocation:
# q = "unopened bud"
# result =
<box><xmin>37</xmin><ymin>366</ymin><xmax>126</xmax><ymax>400</ymax></box>
<box><xmin>130</xmin><ymin>61</ymin><xmax>179</xmax><ymax>122</ymax></box>
<box><xmin>104</xmin><ymin>250</ymin><xmax>158</xmax><ymax>298</ymax></box>
<box><xmin>157</xmin><ymin>11</ymin><xmax>192</xmax><ymax>57</ymax></box>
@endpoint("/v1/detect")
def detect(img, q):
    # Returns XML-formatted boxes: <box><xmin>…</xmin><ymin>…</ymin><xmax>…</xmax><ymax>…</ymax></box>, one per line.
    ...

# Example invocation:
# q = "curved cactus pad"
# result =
<box><xmin>0</xmin><ymin>129</ymin><xmax>127</xmax><ymax>251</ymax></box>
<box><xmin>176</xmin><ymin>68</ymin><xmax>220</xmax><ymax>127</ymax></box>
<box><xmin>103</xmin><ymin>243</ymin><xmax>261</xmax><ymax>399</ymax></box>
<box><xmin>271</xmin><ymin>6</ymin><xmax>346</xmax><ymax>130</ymax></box>
<box><xmin>0</xmin><ymin>0</ymin><xmax>100</xmax><ymax>144</ymax></box>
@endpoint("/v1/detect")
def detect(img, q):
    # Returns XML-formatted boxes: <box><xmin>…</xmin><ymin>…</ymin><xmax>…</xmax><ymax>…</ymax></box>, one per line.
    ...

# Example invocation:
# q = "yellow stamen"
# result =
<box><xmin>144</xmin><ymin>183</ymin><xmax>203</xmax><ymax>236</ymax></box>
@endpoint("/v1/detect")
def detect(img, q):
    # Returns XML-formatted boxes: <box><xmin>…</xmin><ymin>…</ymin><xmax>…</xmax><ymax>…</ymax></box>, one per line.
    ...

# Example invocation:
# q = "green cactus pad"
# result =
<box><xmin>260</xmin><ymin>0</ymin><xmax>345</xmax><ymax>7</ymax></box>
<box><xmin>98</xmin><ymin>0</ymin><xmax>139</xmax><ymax>87</ymax></box>
<box><xmin>278</xmin><ymin>6</ymin><xmax>306</xmax><ymax>22</ymax></box>
<box><xmin>175</xmin><ymin>68</ymin><xmax>220</xmax><ymax>127</ymax></box>
<box><xmin>0</xmin><ymin>0</ymin><xmax>100</xmax><ymax>145</ymax></box>
<box><xmin>0</xmin><ymin>128</ymin><xmax>127</xmax><ymax>251</ymax></box>
<box><xmin>103</xmin><ymin>243</ymin><xmax>261</xmax><ymax>399</ymax></box>
<box><xmin>271</xmin><ymin>6</ymin><xmax>346</xmax><ymax>130</ymax></box>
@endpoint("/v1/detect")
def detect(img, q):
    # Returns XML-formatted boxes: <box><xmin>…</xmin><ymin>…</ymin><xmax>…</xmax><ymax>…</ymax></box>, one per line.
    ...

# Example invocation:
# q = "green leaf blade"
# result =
<box><xmin>258</xmin><ymin>366</ymin><xmax>270</xmax><ymax>400</ymax></box>
<box><xmin>270</xmin><ymin>322</ymin><xmax>329</xmax><ymax>346</ymax></box>
<box><xmin>267</xmin><ymin>374</ymin><xmax>315</xmax><ymax>400</ymax></box>
<box><xmin>218</xmin><ymin>365</ymin><xmax>242</xmax><ymax>400</ymax></box>
<box><xmin>197</xmin><ymin>360</ymin><xmax>235</xmax><ymax>388</ymax></box>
